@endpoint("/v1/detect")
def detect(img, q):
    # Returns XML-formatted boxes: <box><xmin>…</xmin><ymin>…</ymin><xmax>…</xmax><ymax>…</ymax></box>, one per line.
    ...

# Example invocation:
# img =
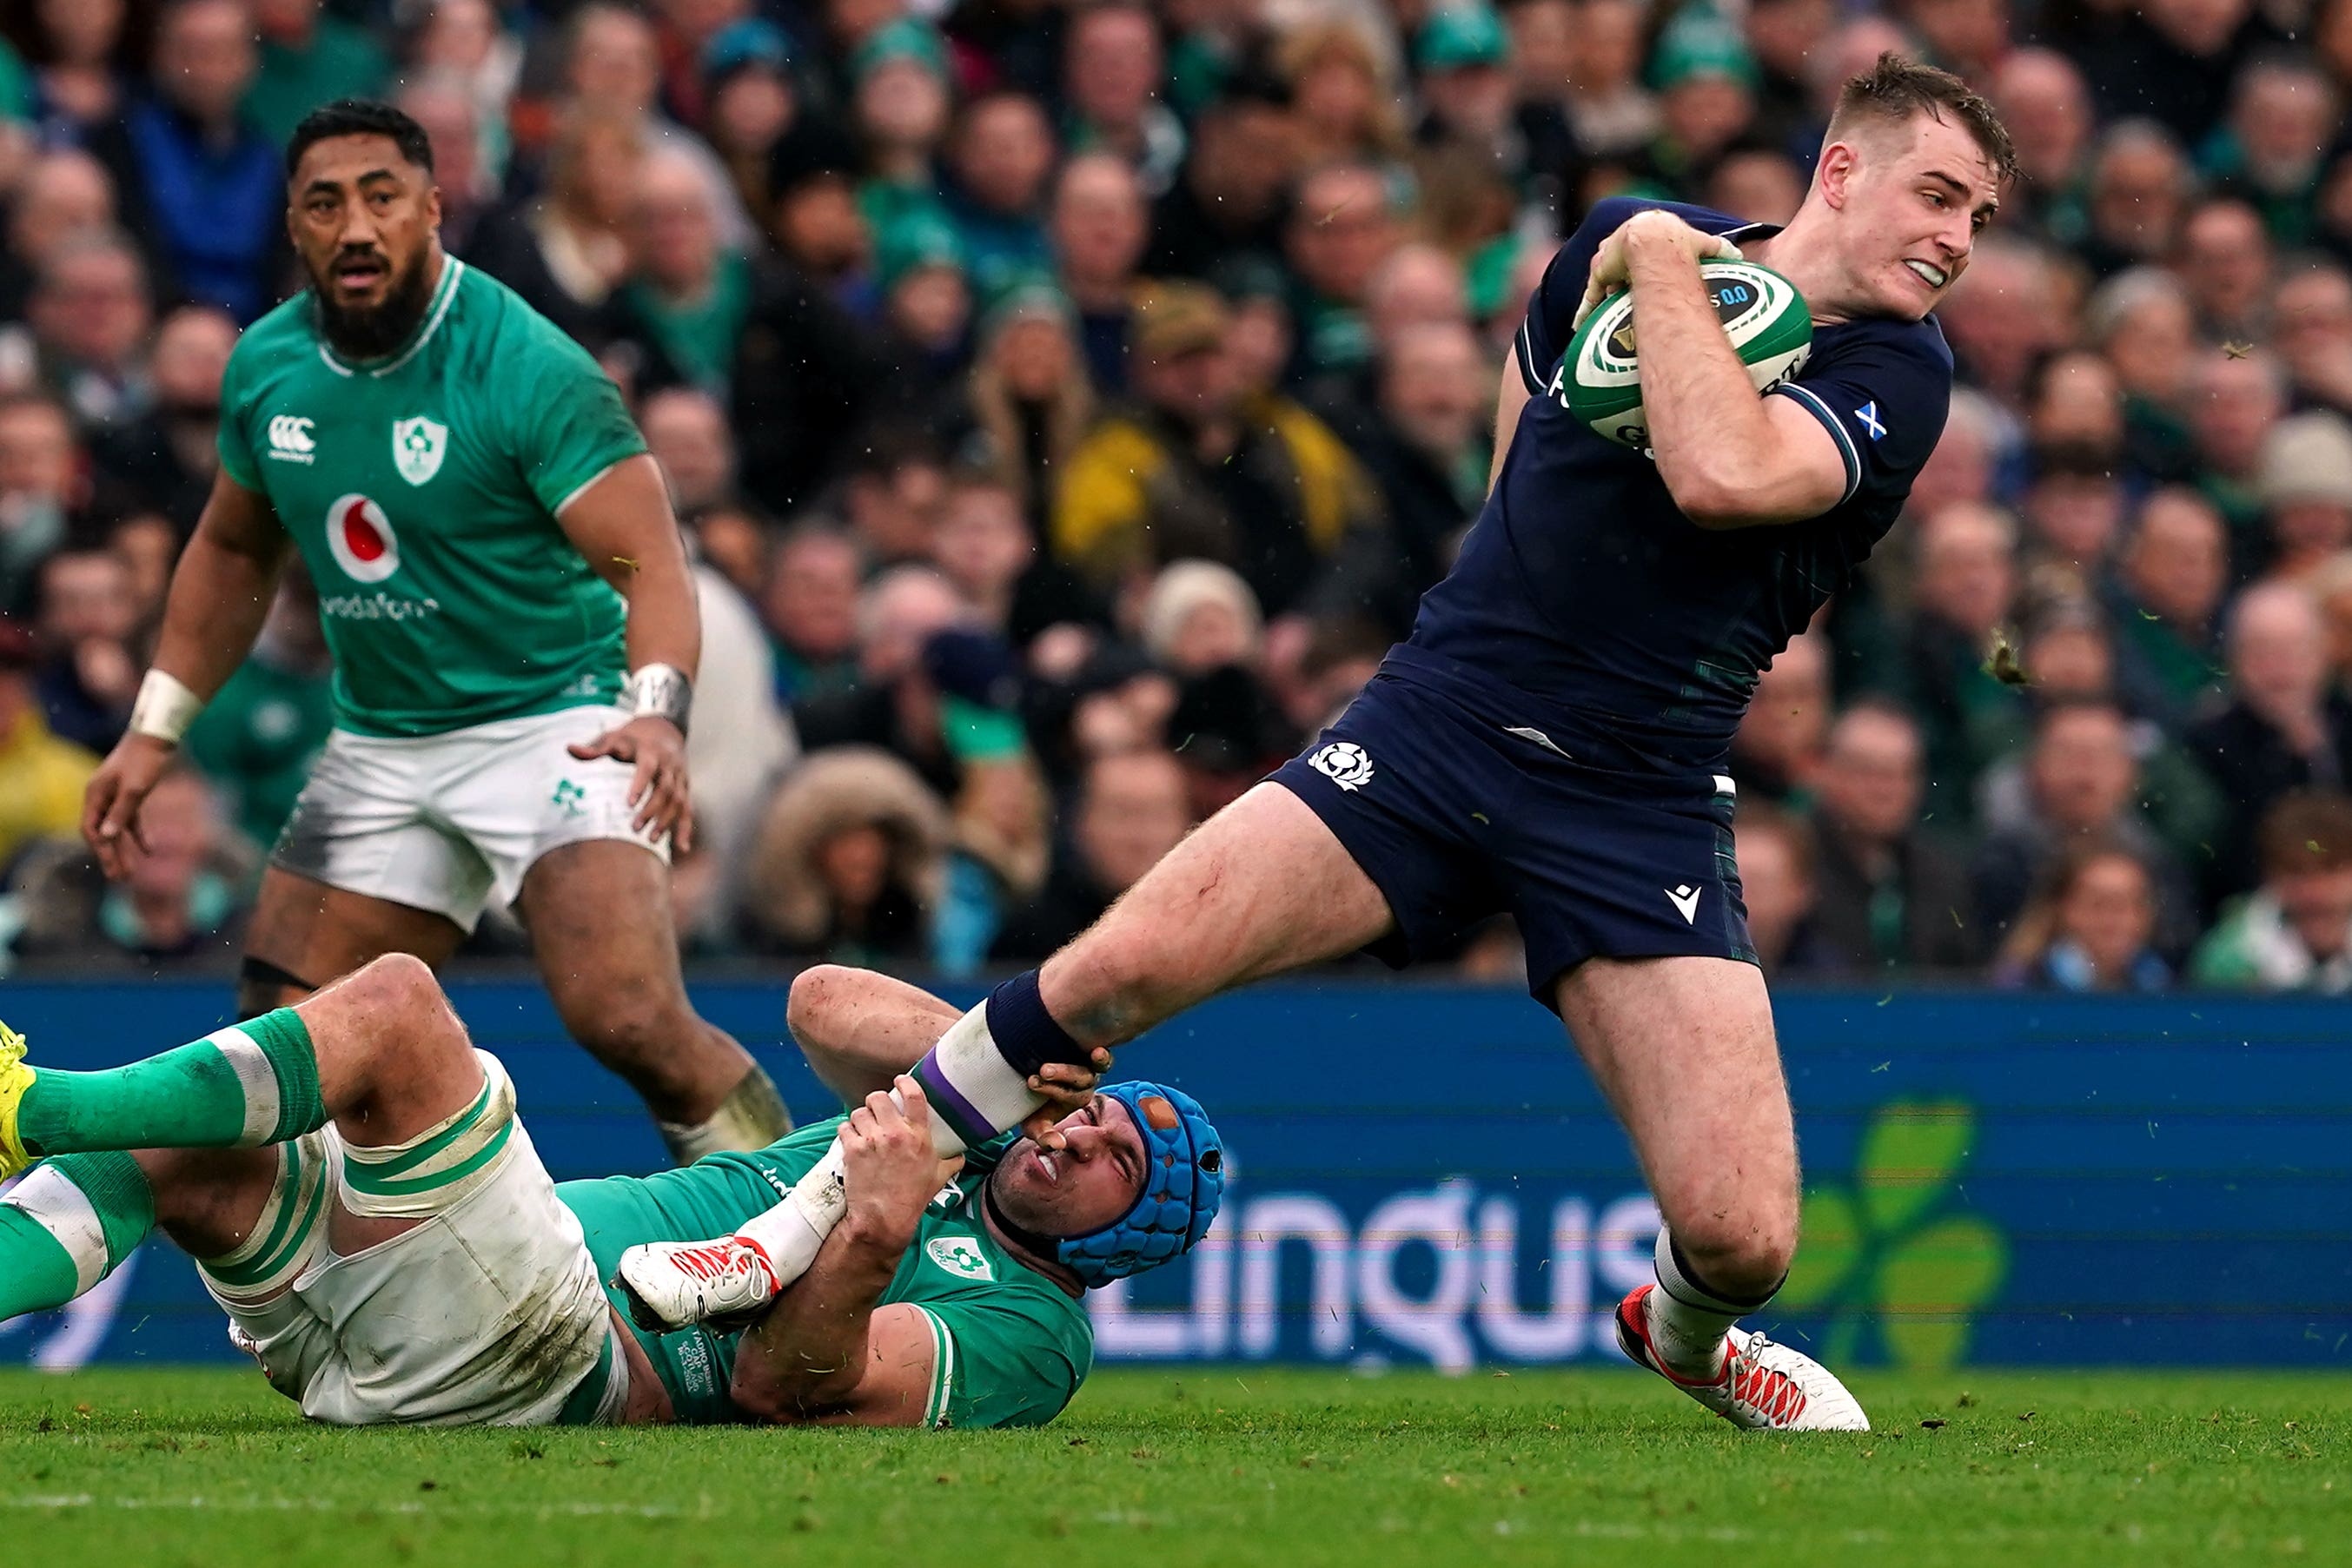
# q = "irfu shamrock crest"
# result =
<box><xmin>1778</xmin><ymin>1099</ymin><xmax>2008</xmax><ymax>1370</ymax></box>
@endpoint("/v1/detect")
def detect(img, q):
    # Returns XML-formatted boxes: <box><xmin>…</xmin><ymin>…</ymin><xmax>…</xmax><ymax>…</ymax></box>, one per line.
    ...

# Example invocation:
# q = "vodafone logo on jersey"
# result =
<box><xmin>325</xmin><ymin>493</ymin><xmax>401</xmax><ymax>584</ymax></box>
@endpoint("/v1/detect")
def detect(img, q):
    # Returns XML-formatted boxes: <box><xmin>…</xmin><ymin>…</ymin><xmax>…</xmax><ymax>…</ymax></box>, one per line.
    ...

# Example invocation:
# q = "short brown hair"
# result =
<box><xmin>2259</xmin><ymin>790</ymin><xmax>2352</xmax><ymax>880</ymax></box>
<box><xmin>1829</xmin><ymin>53</ymin><xmax>2017</xmax><ymax>186</ymax></box>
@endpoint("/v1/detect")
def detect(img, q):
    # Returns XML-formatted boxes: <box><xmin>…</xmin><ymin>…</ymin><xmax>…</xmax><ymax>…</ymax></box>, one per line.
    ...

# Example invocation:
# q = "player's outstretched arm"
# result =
<box><xmin>556</xmin><ymin>453</ymin><xmax>703</xmax><ymax>850</ymax></box>
<box><xmin>1618</xmin><ymin>213</ymin><xmax>1851</xmax><ymax>530</ymax></box>
<box><xmin>788</xmin><ymin>964</ymin><xmax>1110</xmax><ymax>1112</ymax></box>
<box><xmin>728</xmin><ymin>1077</ymin><xmax>958</xmax><ymax>1426</ymax></box>
<box><xmin>83</xmin><ymin>470</ymin><xmax>293</xmax><ymax>876</ymax></box>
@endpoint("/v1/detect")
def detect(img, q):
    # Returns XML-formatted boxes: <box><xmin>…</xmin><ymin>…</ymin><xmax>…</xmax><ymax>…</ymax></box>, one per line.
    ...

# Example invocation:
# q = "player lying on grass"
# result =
<box><xmin>0</xmin><ymin>958</ymin><xmax>1220</xmax><ymax>1427</ymax></box>
<box><xmin>619</xmin><ymin>54</ymin><xmax>2017</xmax><ymax>1436</ymax></box>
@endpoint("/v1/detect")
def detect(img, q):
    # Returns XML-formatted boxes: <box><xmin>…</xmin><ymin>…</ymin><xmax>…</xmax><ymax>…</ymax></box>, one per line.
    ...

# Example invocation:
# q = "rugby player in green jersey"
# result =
<box><xmin>77</xmin><ymin>101</ymin><xmax>788</xmax><ymax>1161</ymax></box>
<box><xmin>0</xmin><ymin>960</ymin><xmax>1220</xmax><ymax>1428</ymax></box>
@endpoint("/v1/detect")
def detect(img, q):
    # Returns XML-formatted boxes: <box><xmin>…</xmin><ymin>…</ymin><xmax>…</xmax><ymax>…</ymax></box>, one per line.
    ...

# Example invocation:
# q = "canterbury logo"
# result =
<box><xmin>267</xmin><ymin>415</ymin><xmax>316</xmax><ymax>463</ymax></box>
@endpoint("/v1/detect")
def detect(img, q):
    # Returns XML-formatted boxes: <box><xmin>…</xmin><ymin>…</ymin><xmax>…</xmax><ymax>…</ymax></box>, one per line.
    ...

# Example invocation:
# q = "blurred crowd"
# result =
<box><xmin>3</xmin><ymin>0</ymin><xmax>2352</xmax><ymax>992</ymax></box>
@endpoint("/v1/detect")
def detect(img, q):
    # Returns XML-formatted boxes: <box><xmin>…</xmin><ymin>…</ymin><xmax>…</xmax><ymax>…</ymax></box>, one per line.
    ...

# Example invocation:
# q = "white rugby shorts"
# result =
<box><xmin>195</xmin><ymin>1050</ymin><xmax>626</xmax><ymax>1427</ymax></box>
<box><xmin>270</xmin><ymin>704</ymin><xmax>670</xmax><ymax>931</ymax></box>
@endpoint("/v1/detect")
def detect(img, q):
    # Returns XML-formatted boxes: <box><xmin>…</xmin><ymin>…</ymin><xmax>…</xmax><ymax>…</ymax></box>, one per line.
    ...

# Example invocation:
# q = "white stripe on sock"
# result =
<box><xmin>208</xmin><ymin>1027</ymin><xmax>282</xmax><ymax>1148</ymax></box>
<box><xmin>3</xmin><ymin>1166</ymin><xmax>109</xmax><ymax>1295</ymax></box>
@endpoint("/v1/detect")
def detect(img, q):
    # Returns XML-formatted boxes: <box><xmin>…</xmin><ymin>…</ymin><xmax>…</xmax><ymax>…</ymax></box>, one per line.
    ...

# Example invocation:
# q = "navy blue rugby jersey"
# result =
<box><xmin>1386</xmin><ymin>196</ymin><xmax>1952</xmax><ymax>774</ymax></box>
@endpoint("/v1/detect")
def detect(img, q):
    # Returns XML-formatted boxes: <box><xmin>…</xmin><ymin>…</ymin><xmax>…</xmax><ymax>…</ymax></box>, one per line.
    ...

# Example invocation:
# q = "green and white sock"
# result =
<box><xmin>18</xmin><ymin>1009</ymin><xmax>326</xmax><ymax>1156</ymax></box>
<box><xmin>0</xmin><ymin>1153</ymin><xmax>155</xmax><ymax>1320</ymax></box>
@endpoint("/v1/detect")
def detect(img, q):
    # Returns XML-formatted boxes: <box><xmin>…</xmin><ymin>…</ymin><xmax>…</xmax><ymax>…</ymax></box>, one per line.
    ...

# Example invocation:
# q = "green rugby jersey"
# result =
<box><xmin>216</xmin><ymin>258</ymin><xmax>647</xmax><ymax>737</ymax></box>
<box><xmin>560</xmin><ymin>1118</ymin><xmax>1095</xmax><ymax>1428</ymax></box>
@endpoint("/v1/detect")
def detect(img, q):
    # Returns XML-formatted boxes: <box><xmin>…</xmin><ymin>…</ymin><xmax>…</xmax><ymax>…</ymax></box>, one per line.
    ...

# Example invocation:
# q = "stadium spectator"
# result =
<box><xmin>761</xmin><ymin>521</ymin><xmax>864</xmax><ymax>704</ymax></box>
<box><xmin>0</xmin><ymin>149</ymin><xmax>121</xmax><ymax>325</ymax></box>
<box><xmin>0</xmin><ymin>394</ymin><xmax>88</xmax><ymax>616</ymax></box>
<box><xmin>2086</xmin><ymin>267</ymin><xmax>2201</xmax><ymax>478</ymax></box>
<box><xmin>2176</xmin><ymin>198</ymin><xmax>2276</xmax><ymax>342</ymax></box>
<box><xmin>1557</xmin><ymin>0</ymin><xmax>1656</xmax><ymax>160</ymax></box>
<box><xmin>942</xmin><ymin>90</ymin><xmax>1057</xmax><ymax>304</ymax></box>
<box><xmin>1731</xmin><ymin>802</ymin><xmax>1835</xmax><ymax>979</ymax></box>
<box><xmin>1992</xmin><ymin>838</ymin><xmax>2173</xmax><ymax>991</ymax></box>
<box><xmin>1054</xmin><ymin>281</ymin><xmax>1382</xmax><ymax>622</ymax></box>
<box><xmin>1050</xmin><ymin>152</ymin><xmax>1149</xmax><ymax>394</ymax></box>
<box><xmin>1879</xmin><ymin>500</ymin><xmax>2020</xmax><ymax>819</ymax></box>
<box><xmin>2190</xmin><ymin>346</ymin><xmax>2292</xmax><ymax>555</ymax></box>
<box><xmin>740</xmin><ymin>745</ymin><xmax>947</xmax><ymax>965</ymax></box>
<box><xmin>2255</xmin><ymin>411</ymin><xmax>2352</xmax><ymax>580</ymax></box>
<box><xmin>673</xmin><ymin>546</ymin><xmax>798</xmax><ymax>950</ymax></box>
<box><xmin>2186</xmin><ymin>581</ymin><xmax>2352</xmax><ymax>901</ymax></box>
<box><xmin>89</xmin><ymin>303</ymin><xmax>234</xmax><ymax>536</ymax></box>
<box><xmin>87</xmin><ymin>0</ymin><xmax>280</xmax><ymax>323</ymax></box>
<box><xmin>0</xmin><ymin>616</ymin><xmax>92</xmax><ymax>873</ymax></box>
<box><xmin>939</xmin><ymin>282</ymin><xmax>1096</xmax><ymax>539</ymax></box>
<box><xmin>1987</xmin><ymin>49</ymin><xmax>2093</xmax><ymax>240</ymax></box>
<box><xmin>831</xmin><ymin>430</ymin><xmax>948</xmax><ymax>568</ymax></box>
<box><xmin>466</xmin><ymin>109</ymin><xmax>644</xmax><ymax>349</ymax></box>
<box><xmin>30</xmin><ymin>545</ymin><xmax>137</xmax><ymax>753</ymax></box>
<box><xmin>1972</xmin><ymin>698</ymin><xmax>2197</xmax><ymax>955</ymax></box>
<box><xmin>2269</xmin><ymin>259</ymin><xmax>2352</xmax><ymax>414</ymax></box>
<box><xmin>698</xmin><ymin>19</ymin><xmax>798</xmax><ymax>225</ymax></box>
<box><xmin>931</xmin><ymin>468</ymin><xmax>1096</xmax><ymax>646</ymax></box>
<box><xmin>1143</xmin><ymin>74</ymin><xmax>1295</xmax><ymax>281</ymax></box>
<box><xmin>615</xmin><ymin>147</ymin><xmax>753</xmax><ymax>394</ymax></box>
<box><xmin>245</xmin><ymin>0</ymin><xmax>388</xmax><ymax>149</ymax></box>
<box><xmin>1061</xmin><ymin>2</ymin><xmax>1181</xmax><ymax>196</ymax></box>
<box><xmin>688</xmin><ymin>500</ymin><xmax>768</xmax><ymax>602</ymax></box>
<box><xmin>641</xmin><ymin>386</ymin><xmax>739</xmax><ymax>516</ymax></box>
<box><xmin>181</xmin><ymin>570</ymin><xmax>330</xmax><ymax>851</ymax></box>
<box><xmin>1282</xmin><ymin>160</ymin><xmax>1400</xmax><ymax>382</ymax></box>
<box><xmin>21</xmin><ymin>229</ymin><xmax>152</xmax><ymax>432</ymax></box>
<box><xmin>8</xmin><ymin>758</ymin><xmax>251</xmax><ymax>970</ymax></box>
<box><xmin>2109</xmin><ymin>488</ymin><xmax>2231</xmax><ymax>729</ymax></box>
<box><xmin>1731</xmin><ymin>630</ymin><xmax>1831</xmax><ymax>807</ymax></box>
<box><xmin>1277</xmin><ymin>23</ymin><xmax>1403</xmax><ymax>173</ymax></box>
<box><xmin>1805</xmin><ymin>703</ymin><xmax>1981</xmax><ymax>974</ymax></box>
<box><xmin>1938</xmin><ymin>235</ymin><xmax>2065</xmax><ymax>410</ymax></box>
<box><xmin>1322</xmin><ymin>318</ymin><xmax>1487</xmax><ymax>633</ymax></box>
<box><xmin>2190</xmin><ymin>789</ymin><xmax>2352</xmax><ymax>990</ymax></box>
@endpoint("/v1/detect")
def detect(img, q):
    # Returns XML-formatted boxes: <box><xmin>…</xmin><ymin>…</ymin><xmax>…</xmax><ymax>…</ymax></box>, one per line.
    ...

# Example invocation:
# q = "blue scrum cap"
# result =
<box><xmin>1057</xmin><ymin>1081</ymin><xmax>1226</xmax><ymax>1288</ymax></box>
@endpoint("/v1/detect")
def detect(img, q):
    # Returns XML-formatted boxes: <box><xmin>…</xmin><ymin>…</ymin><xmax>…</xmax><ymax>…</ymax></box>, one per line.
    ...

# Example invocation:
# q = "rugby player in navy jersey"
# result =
<box><xmin>619</xmin><ymin>55</ymin><xmax>2011</xmax><ymax>1433</ymax></box>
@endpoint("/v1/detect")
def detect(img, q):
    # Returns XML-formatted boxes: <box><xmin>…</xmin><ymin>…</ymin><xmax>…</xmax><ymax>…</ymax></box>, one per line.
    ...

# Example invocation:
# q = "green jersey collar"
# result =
<box><xmin>315</xmin><ymin>255</ymin><xmax>466</xmax><ymax>379</ymax></box>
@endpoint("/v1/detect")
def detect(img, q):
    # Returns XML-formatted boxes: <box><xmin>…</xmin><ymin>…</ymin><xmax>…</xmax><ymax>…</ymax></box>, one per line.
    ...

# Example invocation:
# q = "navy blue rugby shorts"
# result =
<box><xmin>1268</xmin><ymin>672</ymin><xmax>1758</xmax><ymax>1007</ymax></box>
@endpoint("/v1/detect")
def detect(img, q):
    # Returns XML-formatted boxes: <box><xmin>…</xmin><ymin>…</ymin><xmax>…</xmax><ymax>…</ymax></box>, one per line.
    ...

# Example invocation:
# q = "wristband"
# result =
<box><xmin>129</xmin><ymin>669</ymin><xmax>203</xmax><ymax>744</ymax></box>
<box><xmin>624</xmin><ymin>662</ymin><xmax>692</xmax><ymax>736</ymax></box>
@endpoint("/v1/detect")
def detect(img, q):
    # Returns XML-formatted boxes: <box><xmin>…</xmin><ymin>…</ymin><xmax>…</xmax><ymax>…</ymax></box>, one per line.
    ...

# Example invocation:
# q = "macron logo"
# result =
<box><xmin>268</xmin><ymin>415</ymin><xmax>316</xmax><ymax>464</ymax></box>
<box><xmin>1856</xmin><ymin>402</ymin><xmax>1886</xmax><ymax>441</ymax></box>
<box><xmin>1666</xmin><ymin>884</ymin><xmax>1702</xmax><ymax>924</ymax></box>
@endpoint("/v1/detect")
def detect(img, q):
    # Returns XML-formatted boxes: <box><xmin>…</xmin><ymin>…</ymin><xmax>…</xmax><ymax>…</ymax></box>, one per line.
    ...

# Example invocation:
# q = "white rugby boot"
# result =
<box><xmin>614</xmin><ymin>1236</ymin><xmax>784</xmax><ymax>1332</ymax></box>
<box><xmin>1614</xmin><ymin>1283</ymin><xmax>1871</xmax><ymax>1432</ymax></box>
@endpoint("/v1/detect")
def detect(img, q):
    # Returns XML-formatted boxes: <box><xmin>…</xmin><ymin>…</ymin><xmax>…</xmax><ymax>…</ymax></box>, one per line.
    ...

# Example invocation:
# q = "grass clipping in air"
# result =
<box><xmin>0</xmin><ymin>1366</ymin><xmax>2345</xmax><ymax>1566</ymax></box>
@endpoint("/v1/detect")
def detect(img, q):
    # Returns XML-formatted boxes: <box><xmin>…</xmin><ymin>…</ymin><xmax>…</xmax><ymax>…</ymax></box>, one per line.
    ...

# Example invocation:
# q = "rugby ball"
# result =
<box><xmin>1560</xmin><ymin>260</ymin><xmax>1812</xmax><ymax>453</ymax></box>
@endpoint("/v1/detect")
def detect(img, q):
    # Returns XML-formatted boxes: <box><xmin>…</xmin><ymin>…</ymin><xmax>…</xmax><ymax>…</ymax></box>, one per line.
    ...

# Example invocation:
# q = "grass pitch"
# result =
<box><xmin>1</xmin><ymin>1366</ymin><xmax>2345</xmax><ymax>1567</ymax></box>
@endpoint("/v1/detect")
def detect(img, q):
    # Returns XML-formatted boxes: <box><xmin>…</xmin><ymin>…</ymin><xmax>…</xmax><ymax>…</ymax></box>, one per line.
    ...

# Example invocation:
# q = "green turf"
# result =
<box><xmin>1</xmin><ymin>1366</ymin><xmax>2346</xmax><ymax>1566</ymax></box>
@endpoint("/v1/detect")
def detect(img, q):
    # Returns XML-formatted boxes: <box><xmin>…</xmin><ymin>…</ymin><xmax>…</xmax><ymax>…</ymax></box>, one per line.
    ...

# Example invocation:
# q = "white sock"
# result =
<box><xmin>730</xmin><ymin>1004</ymin><xmax>1047</xmax><ymax>1290</ymax></box>
<box><xmin>1646</xmin><ymin>1227</ymin><xmax>1775</xmax><ymax>1378</ymax></box>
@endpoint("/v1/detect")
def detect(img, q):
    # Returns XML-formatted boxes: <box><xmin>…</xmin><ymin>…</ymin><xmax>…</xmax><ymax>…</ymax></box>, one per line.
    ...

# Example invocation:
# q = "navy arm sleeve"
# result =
<box><xmin>1767</xmin><ymin>321</ymin><xmax>1952</xmax><ymax>508</ymax></box>
<box><xmin>1513</xmin><ymin>196</ymin><xmax>1658</xmax><ymax>395</ymax></box>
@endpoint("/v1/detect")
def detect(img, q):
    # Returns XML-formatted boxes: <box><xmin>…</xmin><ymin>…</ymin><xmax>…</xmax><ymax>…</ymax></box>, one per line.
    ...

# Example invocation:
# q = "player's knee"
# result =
<box><xmin>785</xmin><ymin>965</ymin><xmax>850</xmax><ymax>1045</ymax></box>
<box><xmin>348</xmin><ymin>951</ymin><xmax>441</xmax><ymax>1012</ymax></box>
<box><xmin>565</xmin><ymin>973</ymin><xmax>682</xmax><ymax>1062</ymax></box>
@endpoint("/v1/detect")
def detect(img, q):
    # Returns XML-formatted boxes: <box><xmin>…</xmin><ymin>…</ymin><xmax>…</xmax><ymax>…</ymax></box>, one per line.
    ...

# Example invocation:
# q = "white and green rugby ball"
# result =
<box><xmin>1560</xmin><ymin>260</ymin><xmax>1812</xmax><ymax>453</ymax></box>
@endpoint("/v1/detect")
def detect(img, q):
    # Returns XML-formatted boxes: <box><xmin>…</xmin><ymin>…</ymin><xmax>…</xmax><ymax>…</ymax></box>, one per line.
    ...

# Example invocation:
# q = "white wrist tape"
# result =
<box><xmin>129</xmin><ymin>670</ymin><xmax>203</xmax><ymax>744</ymax></box>
<box><xmin>624</xmin><ymin>662</ymin><xmax>692</xmax><ymax>735</ymax></box>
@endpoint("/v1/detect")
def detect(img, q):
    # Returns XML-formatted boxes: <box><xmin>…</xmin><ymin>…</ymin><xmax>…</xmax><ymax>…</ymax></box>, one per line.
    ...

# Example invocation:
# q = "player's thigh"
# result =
<box><xmin>515</xmin><ymin>837</ymin><xmax>692</xmax><ymax>1029</ymax></box>
<box><xmin>1552</xmin><ymin>955</ymin><xmax>1798</xmax><ymax>1240</ymax></box>
<box><xmin>1041</xmin><ymin>781</ymin><xmax>1395</xmax><ymax>1038</ymax></box>
<box><xmin>243</xmin><ymin>867</ymin><xmax>467</xmax><ymax>1009</ymax></box>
